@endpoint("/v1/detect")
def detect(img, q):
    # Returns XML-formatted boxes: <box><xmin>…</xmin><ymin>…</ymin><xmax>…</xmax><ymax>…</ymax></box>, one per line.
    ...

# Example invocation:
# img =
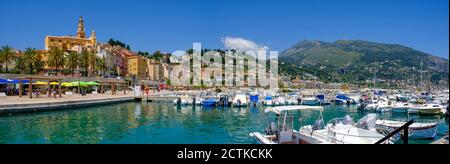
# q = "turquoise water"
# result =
<box><xmin>0</xmin><ymin>102</ymin><xmax>448</xmax><ymax>144</ymax></box>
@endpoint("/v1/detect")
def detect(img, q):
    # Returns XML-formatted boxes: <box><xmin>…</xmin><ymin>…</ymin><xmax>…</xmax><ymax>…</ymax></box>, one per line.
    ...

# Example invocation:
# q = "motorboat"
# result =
<box><xmin>391</xmin><ymin>102</ymin><xmax>411</xmax><ymax>113</ymax></box>
<box><xmin>249</xmin><ymin>92</ymin><xmax>259</xmax><ymax>107</ymax></box>
<box><xmin>302</xmin><ymin>97</ymin><xmax>319</xmax><ymax>106</ymax></box>
<box><xmin>233</xmin><ymin>94</ymin><xmax>248</xmax><ymax>107</ymax></box>
<box><xmin>375</xmin><ymin>119</ymin><xmax>438</xmax><ymax>139</ymax></box>
<box><xmin>273</xmin><ymin>96</ymin><xmax>286</xmax><ymax>106</ymax></box>
<box><xmin>249</xmin><ymin>106</ymin><xmax>390</xmax><ymax>144</ymax></box>
<box><xmin>217</xmin><ymin>93</ymin><xmax>231</xmax><ymax>107</ymax></box>
<box><xmin>409</xmin><ymin>104</ymin><xmax>444</xmax><ymax>115</ymax></box>
<box><xmin>316</xmin><ymin>94</ymin><xmax>330</xmax><ymax>105</ymax></box>
<box><xmin>263</xmin><ymin>96</ymin><xmax>273</xmax><ymax>106</ymax></box>
<box><xmin>173</xmin><ymin>95</ymin><xmax>189</xmax><ymax>106</ymax></box>
<box><xmin>334</xmin><ymin>94</ymin><xmax>352</xmax><ymax>105</ymax></box>
<box><xmin>202</xmin><ymin>98</ymin><xmax>217</xmax><ymax>107</ymax></box>
<box><xmin>375</xmin><ymin>100</ymin><xmax>392</xmax><ymax>113</ymax></box>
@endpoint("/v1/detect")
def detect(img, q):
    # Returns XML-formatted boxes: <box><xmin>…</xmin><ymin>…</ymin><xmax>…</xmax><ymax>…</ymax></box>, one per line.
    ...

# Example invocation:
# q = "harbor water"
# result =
<box><xmin>0</xmin><ymin>102</ymin><xmax>448</xmax><ymax>144</ymax></box>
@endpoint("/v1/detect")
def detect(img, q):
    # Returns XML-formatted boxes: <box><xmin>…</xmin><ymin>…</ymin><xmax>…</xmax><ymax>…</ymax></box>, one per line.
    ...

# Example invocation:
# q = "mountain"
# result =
<box><xmin>279</xmin><ymin>40</ymin><xmax>449</xmax><ymax>86</ymax></box>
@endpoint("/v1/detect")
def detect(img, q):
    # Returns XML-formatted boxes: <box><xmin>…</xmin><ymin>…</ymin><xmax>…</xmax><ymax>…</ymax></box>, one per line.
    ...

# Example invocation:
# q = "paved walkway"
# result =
<box><xmin>0</xmin><ymin>92</ymin><xmax>134</xmax><ymax>106</ymax></box>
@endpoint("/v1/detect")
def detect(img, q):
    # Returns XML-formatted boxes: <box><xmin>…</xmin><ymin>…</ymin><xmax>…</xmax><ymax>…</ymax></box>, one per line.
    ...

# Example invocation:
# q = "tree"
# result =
<box><xmin>0</xmin><ymin>46</ymin><xmax>16</xmax><ymax>73</ymax></box>
<box><xmin>21</xmin><ymin>48</ymin><xmax>44</xmax><ymax>74</ymax></box>
<box><xmin>66</xmin><ymin>51</ymin><xmax>79</xmax><ymax>76</ymax></box>
<box><xmin>79</xmin><ymin>49</ymin><xmax>97</xmax><ymax>77</ymax></box>
<box><xmin>14</xmin><ymin>56</ymin><xmax>26</xmax><ymax>73</ymax></box>
<box><xmin>46</xmin><ymin>47</ymin><xmax>65</xmax><ymax>75</ymax></box>
<box><xmin>96</xmin><ymin>57</ymin><xmax>107</xmax><ymax>76</ymax></box>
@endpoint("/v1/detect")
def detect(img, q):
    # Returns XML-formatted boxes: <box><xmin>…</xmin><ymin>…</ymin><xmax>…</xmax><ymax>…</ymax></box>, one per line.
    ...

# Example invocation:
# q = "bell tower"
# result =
<box><xmin>76</xmin><ymin>16</ymin><xmax>86</xmax><ymax>38</ymax></box>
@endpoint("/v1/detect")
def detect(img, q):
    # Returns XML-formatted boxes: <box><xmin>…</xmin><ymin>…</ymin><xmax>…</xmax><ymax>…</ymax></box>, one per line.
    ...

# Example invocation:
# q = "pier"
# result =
<box><xmin>0</xmin><ymin>94</ymin><xmax>135</xmax><ymax>116</ymax></box>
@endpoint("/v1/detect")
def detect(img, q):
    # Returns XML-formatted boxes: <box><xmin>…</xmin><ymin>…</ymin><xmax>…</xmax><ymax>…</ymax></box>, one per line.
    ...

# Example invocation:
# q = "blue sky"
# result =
<box><xmin>0</xmin><ymin>0</ymin><xmax>448</xmax><ymax>59</ymax></box>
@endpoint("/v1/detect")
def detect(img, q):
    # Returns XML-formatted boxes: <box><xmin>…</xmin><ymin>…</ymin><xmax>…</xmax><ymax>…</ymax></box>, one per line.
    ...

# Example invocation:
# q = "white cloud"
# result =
<box><xmin>221</xmin><ymin>37</ymin><xmax>269</xmax><ymax>52</ymax></box>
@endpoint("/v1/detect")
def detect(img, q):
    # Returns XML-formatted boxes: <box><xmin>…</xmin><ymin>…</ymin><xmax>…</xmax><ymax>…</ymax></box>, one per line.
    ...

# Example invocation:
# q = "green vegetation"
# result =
<box><xmin>46</xmin><ymin>47</ymin><xmax>66</xmax><ymax>75</ymax></box>
<box><xmin>0</xmin><ymin>46</ymin><xmax>16</xmax><ymax>73</ymax></box>
<box><xmin>108</xmin><ymin>38</ymin><xmax>131</xmax><ymax>50</ymax></box>
<box><xmin>66</xmin><ymin>51</ymin><xmax>79</xmax><ymax>76</ymax></box>
<box><xmin>280</xmin><ymin>40</ymin><xmax>449</xmax><ymax>85</ymax></box>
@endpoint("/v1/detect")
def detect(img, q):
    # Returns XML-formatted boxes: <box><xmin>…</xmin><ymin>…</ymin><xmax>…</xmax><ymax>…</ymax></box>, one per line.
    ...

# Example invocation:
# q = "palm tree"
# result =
<box><xmin>0</xmin><ymin>46</ymin><xmax>16</xmax><ymax>73</ymax></box>
<box><xmin>14</xmin><ymin>57</ymin><xmax>26</xmax><ymax>73</ymax></box>
<box><xmin>22</xmin><ymin>48</ymin><xmax>44</xmax><ymax>74</ymax></box>
<box><xmin>46</xmin><ymin>47</ymin><xmax>65</xmax><ymax>75</ymax></box>
<box><xmin>96</xmin><ymin>57</ymin><xmax>107</xmax><ymax>76</ymax></box>
<box><xmin>66</xmin><ymin>51</ymin><xmax>79</xmax><ymax>76</ymax></box>
<box><xmin>80</xmin><ymin>49</ymin><xmax>97</xmax><ymax>77</ymax></box>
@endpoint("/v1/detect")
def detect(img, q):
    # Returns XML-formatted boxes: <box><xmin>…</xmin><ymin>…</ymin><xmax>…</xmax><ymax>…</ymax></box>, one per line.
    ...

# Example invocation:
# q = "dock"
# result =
<box><xmin>0</xmin><ymin>94</ymin><xmax>135</xmax><ymax>116</ymax></box>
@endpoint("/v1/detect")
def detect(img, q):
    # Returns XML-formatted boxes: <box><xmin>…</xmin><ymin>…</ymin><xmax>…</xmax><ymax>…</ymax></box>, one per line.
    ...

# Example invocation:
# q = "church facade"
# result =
<box><xmin>44</xmin><ymin>16</ymin><xmax>97</xmax><ymax>51</ymax></box>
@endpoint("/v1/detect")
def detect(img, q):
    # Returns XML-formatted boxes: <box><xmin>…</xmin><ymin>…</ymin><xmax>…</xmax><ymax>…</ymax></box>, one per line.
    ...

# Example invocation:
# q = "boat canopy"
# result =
<box><xmin>264</xmin><ymin>105</ymin><xmax>324</xmax><ymax>115</ymax></box>
<box><xmin>336</xmin><ymin>94</ymin><xmax>351</xmax><ymax>100</ymax></box>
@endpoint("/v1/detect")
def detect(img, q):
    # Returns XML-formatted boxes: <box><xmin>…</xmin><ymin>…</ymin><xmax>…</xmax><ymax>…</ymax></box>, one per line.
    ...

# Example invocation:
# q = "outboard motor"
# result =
<box><xmin>237</xmin><ymin>99</ymin><xmax>242</xmax><ymax>106</ymax></box>
<box><xmin>176</xmin><ymin>98</ymin><xmax>182</xmax><ymax>106</ymax></box>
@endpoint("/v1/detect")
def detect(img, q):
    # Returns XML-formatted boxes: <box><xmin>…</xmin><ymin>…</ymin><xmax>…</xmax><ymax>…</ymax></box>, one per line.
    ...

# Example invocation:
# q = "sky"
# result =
<box><xmin>0</xmin><ymin>0</ymin><xmax>448</xmax><ymax>59</ymax></box>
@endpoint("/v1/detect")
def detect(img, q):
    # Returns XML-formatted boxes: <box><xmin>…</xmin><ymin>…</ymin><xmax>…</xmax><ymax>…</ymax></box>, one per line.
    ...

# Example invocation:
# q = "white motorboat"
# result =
<box><xmin>409</xmin><ymin>104</ymin><xmax>444</xmax><ymax>115</ymax></box>
<box><xmin>173</xmin><ymin>95</ymin><xmax>189</xmax><ymax>106</ymax></box>
<box><xmin>249</xmin><ymin>106</ymin><xmax>390</xmax><ymax>144</ymax></box>
<box><xmin>375</xmin><ymin>120</ymin><xmax>438</xmax><ymax>139</ymax></box>
<box><xmin>263</xmin><ymin>95</ymin><xmax>273</xmax><ymax>106</ymax></box>
<box><xmin>232</xmin><ymin>94</ymin><xmax>248</xmax><ymax>107</ymax></box>
<box><xmin>375</xmin><ymin>101</ymin><xmax>392</xmax><ymax>113</ymax></box>
<box><xmin>391</xmin><ymin>102</ymin><xmax>411</xmax><ymax>113</ymax></box>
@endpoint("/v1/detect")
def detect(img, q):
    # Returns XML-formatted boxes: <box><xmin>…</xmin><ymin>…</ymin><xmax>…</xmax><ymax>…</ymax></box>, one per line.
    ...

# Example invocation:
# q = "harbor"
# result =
<box><xmin>0</xmin><ymin>100</ymin><xmax>447</xmax><ymax>144</ymax></box>
<box><xmin>0</xmin><ymin>1</ymin><xmax>448</xmax><ymax>146</ymax></box>
<box><xmin>0</xmin><ymin>88</ymin><xmax>448</xmax><ymax>144</ymax></box>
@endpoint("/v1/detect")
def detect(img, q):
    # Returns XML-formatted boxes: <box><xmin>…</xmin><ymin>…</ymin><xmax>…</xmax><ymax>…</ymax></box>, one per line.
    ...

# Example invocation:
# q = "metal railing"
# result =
<box><xmin>375</xmin><ymin>119</ymin><xmax>414</xmax><ymax>144</ymax></box>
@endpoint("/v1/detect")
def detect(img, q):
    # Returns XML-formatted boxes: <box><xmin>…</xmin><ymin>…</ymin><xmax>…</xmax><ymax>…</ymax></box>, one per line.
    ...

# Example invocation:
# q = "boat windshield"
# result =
<box><xmin>328</xmin><ymin>115</ymin><xmax>355</xmax><ymax>125</ymax></box>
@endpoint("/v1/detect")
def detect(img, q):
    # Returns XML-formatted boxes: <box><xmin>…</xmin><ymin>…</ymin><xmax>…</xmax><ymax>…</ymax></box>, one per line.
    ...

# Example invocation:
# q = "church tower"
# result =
<box><xmin>76</xmin><ymin>16</ymin><xmax>86</xmax><ymax>38</ymax></box>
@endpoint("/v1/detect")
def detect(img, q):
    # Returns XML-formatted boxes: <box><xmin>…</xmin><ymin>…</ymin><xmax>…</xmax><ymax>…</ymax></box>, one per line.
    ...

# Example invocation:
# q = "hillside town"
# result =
<box><xmin>0</xmin><ymin>17</ymin><xmax>172</xmax><ymax>89</ymax></box>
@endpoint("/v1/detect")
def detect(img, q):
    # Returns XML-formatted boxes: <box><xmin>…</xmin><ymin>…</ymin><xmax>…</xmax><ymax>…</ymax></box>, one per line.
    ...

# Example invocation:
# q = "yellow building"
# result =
<box><xmin>128</xmin><ymin>56</ymin><xmax>148</xmax><ymax>80</ymax></box>
<box><xmin>45</xmin><ymin>16</ymin><xmax>97</xmax><ymax>51</ymax></box>
<box><xmin>147</xmin><ymin>59</ymin><xmax>162</xmax><ymax>81</ymax></box>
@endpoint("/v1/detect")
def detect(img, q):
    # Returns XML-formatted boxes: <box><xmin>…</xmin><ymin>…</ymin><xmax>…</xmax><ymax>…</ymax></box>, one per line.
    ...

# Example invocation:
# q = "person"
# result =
<box><xmin>47</xmin><ymin>89</ymin><xmax>52</xmax><ymax>97</ymax></box>
<box><xmin>52</xmin><ymin>89</ymin><xmax>57</xmax><ymax>98</ymax></box>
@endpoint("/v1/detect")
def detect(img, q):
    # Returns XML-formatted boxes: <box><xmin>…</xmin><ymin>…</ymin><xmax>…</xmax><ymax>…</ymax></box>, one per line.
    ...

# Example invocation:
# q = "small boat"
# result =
<box><xmin>263</xmin><ymin>96</ymin><xmax>273</xmax><ymax>106</ymax></box>
<box><xmin>232</xmin><ymin>94</ymin><xmax>248</xmax><ymax>107</ymax></box>
<box><xmin>249</xmin><ymin>92</ymin><xmax>259</xmax><ymax>107</ymax></box>
<box><xmin>202</xmin><ymin>98</ymin><xmax>217</xmax><ymax>107</ymax></box>
<box><xmin>173</xmin><ymin>95</ymin><xmax>189</xmax><ymax>106</ymax></box>
<box><xmin>375</xmin><ymin>101</ymin><xmax>392</xmax><ymax>113</ymax></box>
<box><xmin>302</xmin><ymin>97</ymin><xmax>319</xmax><ymax>106</ymax></box>
<box><xmin>316</xmin><ymin>94</ymin><xmax>330</xmax><ymax>105</ymax></box>
<box><xmin>410</xmin><ymin>104</ymin><xmax>443</xmax><ymax>115</ymax></box>
<box><xmin>334</xmin><ymin>94</ymin><xmax>352</xmax><ymax>105</ymax></box>
<box><xmin>375</xmin><ymin>120</ymin><xmax>438</xmax><ymax>139</ymax></box>
<box><xmin>391</xmin><ymin>102</ymin><xmax>410</xmax><ymax>113</ymax></box>
<box><xmin>217</xmin><ymin>93</ymin><xmax>231</xmax><ymax>107</ymax></box>
<box><xmin>273</xmin><ymin>96</ymin><xmax>286</xmax><ymax>106</ymax></box>
<box><xmin>286</xmin><ymin>94</ymin><xmax>299</xmax><ymax>105</ymax></box>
